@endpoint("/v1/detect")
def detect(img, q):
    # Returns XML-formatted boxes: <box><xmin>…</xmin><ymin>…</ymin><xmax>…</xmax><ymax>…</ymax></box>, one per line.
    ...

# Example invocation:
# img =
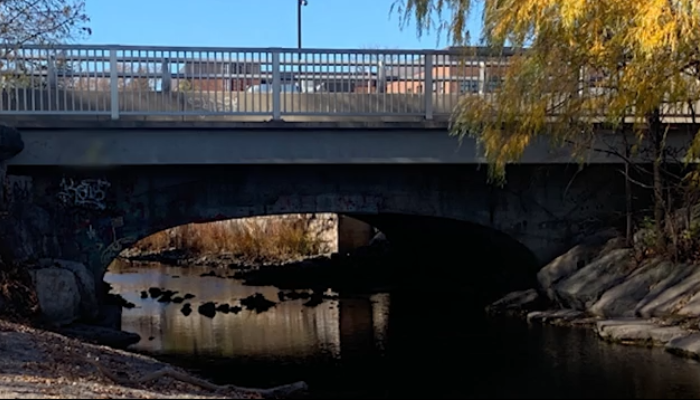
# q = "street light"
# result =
<box><xmin>297</xmin><ymin>0</ymin><xmax>307</xmax><ymax>49</ymax></box>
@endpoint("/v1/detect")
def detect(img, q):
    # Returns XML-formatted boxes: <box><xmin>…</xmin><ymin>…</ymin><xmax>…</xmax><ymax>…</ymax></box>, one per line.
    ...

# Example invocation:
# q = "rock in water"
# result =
<box><xmin>216</xmin><ymin>304</ymin><xmax>230</xmax><ymax>314</ymax></box>
<box><xmin>240</xmin><ymin>293</ymin><xmax>276</xmax><ymax>313</ymax></box>
<box><xmin>198</xmin><ymin>302</ymin><xmax>217</xmax><ymax>318</ymax></box>
<box><xmin>0</xmin><ymin>124</ymin><xmax>23</xmax><ymax>161</ymax></box>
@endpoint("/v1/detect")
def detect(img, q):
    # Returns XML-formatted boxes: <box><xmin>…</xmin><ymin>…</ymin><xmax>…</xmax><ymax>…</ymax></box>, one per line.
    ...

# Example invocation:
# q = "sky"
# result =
<box><xmin>83</xmin><ymin>0</ymin><xmax>481</xmax><ymax>50</ymax></box>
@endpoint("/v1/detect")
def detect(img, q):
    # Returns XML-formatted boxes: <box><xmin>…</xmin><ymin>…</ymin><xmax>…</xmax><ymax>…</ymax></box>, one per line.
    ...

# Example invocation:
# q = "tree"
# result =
<box><xmin>393</xmin><ymin>0</ymin><xmax>700</xmax><ymax>256</ymax></box>
<box><xmin>0</xmin><ymin>0</ymin><xmax>90</xmax><ymax>87</ymax></box>
<box><xmin>0</xmin><ymin>0</ymin><xmax>90</xmax><ymax>45</ymax></box>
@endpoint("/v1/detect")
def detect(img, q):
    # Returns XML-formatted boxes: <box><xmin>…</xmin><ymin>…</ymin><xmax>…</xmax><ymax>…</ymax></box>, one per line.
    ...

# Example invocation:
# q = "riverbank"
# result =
<box><xmin>0</xmin><ymin>319</ymin><xmax>308</xmax><ymax>399</ymax></box>
<box><xmin>487</xmin><ymin>229</ymin><xmax>700</xmax><ymax>361</ymax></box>
<box><xmin>121</xmin><ymin>215</ymin><xmax>336</xmax><ymax>269</ymax></box>
<box><xmin>119</xmin><ymin>238</ymin><xmax>394</xmax><ymax>295</ymax></box>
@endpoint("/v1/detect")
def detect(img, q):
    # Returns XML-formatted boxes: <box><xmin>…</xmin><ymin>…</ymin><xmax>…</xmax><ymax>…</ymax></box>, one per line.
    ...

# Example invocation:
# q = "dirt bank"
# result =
<box><xmin>0</xmin><ymin>319</ymin><xmax>307</xmax><ymax>399</ymax></box>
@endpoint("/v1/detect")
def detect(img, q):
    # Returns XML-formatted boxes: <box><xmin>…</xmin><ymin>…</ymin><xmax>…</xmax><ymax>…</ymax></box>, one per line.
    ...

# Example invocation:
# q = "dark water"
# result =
<box><xmin>106</xmin><ymin>260</ymin><xmax>700</xmax><ymax>399</ymax></box>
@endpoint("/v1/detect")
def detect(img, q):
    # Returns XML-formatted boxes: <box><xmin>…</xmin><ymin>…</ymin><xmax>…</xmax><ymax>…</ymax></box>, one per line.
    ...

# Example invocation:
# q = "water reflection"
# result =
<box><xmin>106</xmin><ymin>259</ymin><xmax>390</xmax><ymax>362</ymax></box>
<box><xmin>107</xmin><ymin>259</ymin><xmax>700</xmax><ymax>399</ymax></box>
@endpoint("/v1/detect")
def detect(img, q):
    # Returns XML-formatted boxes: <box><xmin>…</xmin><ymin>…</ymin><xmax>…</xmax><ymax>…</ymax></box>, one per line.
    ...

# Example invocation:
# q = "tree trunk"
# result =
<box><xmin>625</xmin><ymin>160</ymin><xmax>633</xmax><ymax>247</ymax></box>
<box><xmin>650</xmin><ymin>108</ymin><xmax>666</xmax><ymax>251</ymax></box>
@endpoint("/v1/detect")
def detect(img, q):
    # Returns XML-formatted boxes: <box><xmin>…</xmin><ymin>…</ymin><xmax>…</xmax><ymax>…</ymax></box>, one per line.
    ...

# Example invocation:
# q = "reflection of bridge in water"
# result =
<box><xmin>106</xmin><ymin>260</ymin><xmax>390</xmax><ymax>360</ymax></box>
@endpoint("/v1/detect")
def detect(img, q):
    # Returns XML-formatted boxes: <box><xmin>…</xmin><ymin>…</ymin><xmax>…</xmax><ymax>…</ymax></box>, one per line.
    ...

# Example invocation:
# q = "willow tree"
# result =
<box><xmin>394</xmin><ymin>0</ymin><xmax>700</xmax><ymax>253</ymax></box>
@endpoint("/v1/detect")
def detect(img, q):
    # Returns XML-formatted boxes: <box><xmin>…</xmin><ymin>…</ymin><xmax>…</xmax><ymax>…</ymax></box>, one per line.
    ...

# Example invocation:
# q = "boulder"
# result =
<box><xmin>588</xmin><ymin>259</ymin><xmax>674</xmax><ymax>317</ymax></box>
<box><xmin>596</xmin><ymin>319</ymin><xmax>687</xmax><ymax>345</ymax></box>
<box><xmin>486</xmin><ymin>289</ymin><xmax>545</xmax><ymax>315</ymax></box>
<box><xmin>38</xmin><ymin>259</ymin><xmax>98</xmax><ymax>320</ymax></box>
<box><xmin>537</xmin><ymin>233</ymin><xmax>622</xmax><ymax>302</ymax></box>
<box><xmin>0</xmin><ymin>124</ymin><xmax>24</xmax><ymax>161</ymax></box>
<box><xmin>666</xmin><ymin>333</ymin><xmax>700</xmax><ymax>359</ymax></box>
<box><xmin>526</xmin><ymin>309</ymin><xmax>588</xmax><ymax>324</ymax></box>
<box><xmin>553</xmin><ymin>248</ymin><xmax>633</xmax><ymax>311</ymax></box>
<box><xmin>29</xmin><ymin>267</ymin><xmax>81</xmax><ymax>326</ymax></box>
<box><xmin>369</xmin><ymin>231</ymin><xmax>387</xmax><ymax>245</ymax></box>
<box><xmin>28</xmin><ymin>260</ymin><xmax>99</xmax><ymax>326</ymax></box>
<box><xmin>634</xmin><ymin>264</ymin><xmax>700</xmax><ymax>317</ymax></box>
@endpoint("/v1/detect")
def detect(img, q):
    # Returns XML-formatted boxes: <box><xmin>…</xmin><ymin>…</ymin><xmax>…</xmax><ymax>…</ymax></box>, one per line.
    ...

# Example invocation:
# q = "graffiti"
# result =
<box><xmin>4</xmin><ymin>175</ymin><xmax>32</xmax><ymax>205</ymax></box>
<box><xmin>86</xmin><ymin>224</ymin><xmax>97</xmax><ymax>240</ymax></box>
<box><xmin>100</xmin><ymin>236</ymin><xmax>136</xmax><ymax>265</ymax></box>
<box><xmin>57</xmin><ymin>178</ymin><xmax>111</xmax><ymax>210</ymax></box>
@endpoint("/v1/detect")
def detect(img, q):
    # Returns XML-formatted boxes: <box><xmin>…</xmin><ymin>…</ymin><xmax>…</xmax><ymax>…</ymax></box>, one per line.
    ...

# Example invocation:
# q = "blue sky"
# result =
<box><xmin>84</xmin><ymin>0</ymin><xmax>481</xmax><ymax>50</ymax></box>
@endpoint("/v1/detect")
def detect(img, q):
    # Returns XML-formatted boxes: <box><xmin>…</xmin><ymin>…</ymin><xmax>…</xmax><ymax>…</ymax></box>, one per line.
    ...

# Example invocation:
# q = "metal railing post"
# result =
<box><xmin>109</xmin><ymin>49</ymin><xmax>119</xmax><ymax>120</ymax></box>
<box><xmin>424</xmin><ymin>53</ymin><xmax>434</xmax><ymax>120</ymax></box>
<box><xmin>478</xmin><ymin>61</ymin><xmax>486</xmax><ymax>95</ymax></box>
<box><xmin>271</xmin><ymin>49</ymin><xmax>282</xmax><ymax>121</ymax></box>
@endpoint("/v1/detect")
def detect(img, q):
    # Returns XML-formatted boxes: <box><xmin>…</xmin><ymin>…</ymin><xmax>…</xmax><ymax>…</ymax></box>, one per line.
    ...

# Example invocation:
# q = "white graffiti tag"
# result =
<box><xmin>57</xmin><ymin>178</ymin><xmax>111</xmax><ymax>210</ymax></box>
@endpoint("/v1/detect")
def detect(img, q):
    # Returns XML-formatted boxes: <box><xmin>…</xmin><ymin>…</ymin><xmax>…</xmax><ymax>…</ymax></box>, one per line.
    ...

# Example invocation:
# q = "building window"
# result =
<box><xmin>486</xmin><ymin>77</ymin><xmax>503</xmax><ymax>92</ymax></box>
<box><xmin>460</xmin><ymin>80</ymin><xmax>480</xmax><ymax>94</ymax></box>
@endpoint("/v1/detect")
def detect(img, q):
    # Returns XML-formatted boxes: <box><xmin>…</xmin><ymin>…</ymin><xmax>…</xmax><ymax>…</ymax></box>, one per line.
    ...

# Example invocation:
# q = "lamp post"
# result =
<box><xmin>297</xmin><ymin>0</ymin><xmax>307</xmax><ymax>49</ymax></box>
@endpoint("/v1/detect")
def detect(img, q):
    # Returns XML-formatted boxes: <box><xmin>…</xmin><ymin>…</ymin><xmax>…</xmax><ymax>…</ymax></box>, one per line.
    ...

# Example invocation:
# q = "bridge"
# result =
<box><xmin>0</xmin><ymin>44</ymin><xmax>673</xmax><ymax>289</ymax></box>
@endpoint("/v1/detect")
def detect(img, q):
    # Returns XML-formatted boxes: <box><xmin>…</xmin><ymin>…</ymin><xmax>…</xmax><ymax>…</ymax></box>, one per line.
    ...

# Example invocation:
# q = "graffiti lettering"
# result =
<box><xmin>57</xmin><ymin>178</ymin><xmax>111</xmax><ymax>210</ymax></box>
<box><xmin>4</xmin><ymin>175</ymin><xmax>32</xmax><ymax>205</ymax></box>
<box><xmin>86</xmin><ymin>224</ymin><xmax>97</xmax><ymax>240</ymax></box>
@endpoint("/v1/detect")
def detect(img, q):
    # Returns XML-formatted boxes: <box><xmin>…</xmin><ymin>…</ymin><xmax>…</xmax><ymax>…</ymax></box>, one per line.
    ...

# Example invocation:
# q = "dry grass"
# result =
<box><xmin>133</xmin><ymin>217</ymin><xmax>326</xmax><ymax>261</ymax></box>
<box><xmin>0</xmin><ymin>262</ymin><xmax>39</xmax><ymax>323</ymax></box>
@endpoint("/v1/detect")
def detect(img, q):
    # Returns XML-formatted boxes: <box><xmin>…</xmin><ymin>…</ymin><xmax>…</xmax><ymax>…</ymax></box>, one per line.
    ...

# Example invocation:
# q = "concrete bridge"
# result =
<box><xmin>0</xmin><ymin>44</ymin><xmax>683</xmax><ymax>286</ymax></box>
<box><xmin>6</xmin><ymin>162</ymin><xmax>628</xmax><ymax>286</ymax></box>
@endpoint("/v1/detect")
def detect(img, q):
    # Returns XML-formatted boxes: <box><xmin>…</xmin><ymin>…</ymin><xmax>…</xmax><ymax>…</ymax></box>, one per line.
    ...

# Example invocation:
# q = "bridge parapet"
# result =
<box><xmin>0</xmin><ymin>44</ymin><xmax>506</xmax><ymax>122</ymax></box>
<box><xmin>1</xmin><ymin>44</ymin><xmax>697</xmax><ymax>126</ymax></box>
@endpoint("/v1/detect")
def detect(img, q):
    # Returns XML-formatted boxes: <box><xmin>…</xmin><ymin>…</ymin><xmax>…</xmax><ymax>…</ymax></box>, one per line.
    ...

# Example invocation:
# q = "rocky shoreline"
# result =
<box><xmin>487</xmin><ymin>229</ymin><xmax>700</xmax><ymax>361</ymax></box>
<box><xmin>119</xmin><ymin>247</ymin><xmax>309</xmax><ymax>270</ymax></box>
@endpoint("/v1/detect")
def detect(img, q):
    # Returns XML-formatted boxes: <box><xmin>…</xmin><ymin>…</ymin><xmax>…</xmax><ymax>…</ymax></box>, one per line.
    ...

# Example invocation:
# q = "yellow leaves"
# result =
<box><xmin>398</xmin><ymin>0</ymin><xmax>700</xmax><ymax>180</ymax></box>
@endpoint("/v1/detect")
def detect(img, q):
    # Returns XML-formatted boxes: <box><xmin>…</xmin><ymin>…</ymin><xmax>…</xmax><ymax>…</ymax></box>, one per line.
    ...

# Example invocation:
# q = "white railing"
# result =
<box><xmin>0</xmin><ymin>44</ymin><xmax>512</xmax><ymax>121</ymax></box>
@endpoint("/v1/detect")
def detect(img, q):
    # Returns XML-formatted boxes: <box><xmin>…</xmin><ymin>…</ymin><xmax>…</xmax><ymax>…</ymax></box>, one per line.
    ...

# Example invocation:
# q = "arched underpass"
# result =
<box><xmin>108</xmin><ymin>211</ymin><xmax>540</xmax><ymax>307</ymax></box>
<box><xmin>103</xmin><ymin>210</ymin><xmax>543</xmax><ymax>396</ymax></box>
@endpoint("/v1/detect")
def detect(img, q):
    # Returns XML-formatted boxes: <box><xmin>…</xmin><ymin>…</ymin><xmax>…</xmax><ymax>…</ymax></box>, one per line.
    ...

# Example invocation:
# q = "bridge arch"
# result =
<box><xmin>105</xmin><ymin>208</ymin><xmax>541</xmax><ymax>300</ymax></box>
<box><xmin>11</xmin><ymin>163</ymin><xmax>626</xmax><ymax>287</ymax></box>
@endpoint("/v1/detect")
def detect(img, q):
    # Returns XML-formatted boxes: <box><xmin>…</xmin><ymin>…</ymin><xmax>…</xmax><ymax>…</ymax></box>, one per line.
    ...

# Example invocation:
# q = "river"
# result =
<box><xmin>105</xmin><ymin>259</ymin><xmax>700</xmax><ymax>399</ymax></box>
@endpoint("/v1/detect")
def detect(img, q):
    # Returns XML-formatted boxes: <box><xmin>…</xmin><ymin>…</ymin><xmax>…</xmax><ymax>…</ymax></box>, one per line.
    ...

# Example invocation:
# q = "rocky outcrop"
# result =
<box><xmin>534</xmin><ymin>242</ymin><xmax>700</xmax><ymax>319</ymax></box>
<box><xmin>496</xmin><ymin>229</ymin><xmax>700</xmax><ymax>320</ymax></box>
<box><xmin>28</xmin><ymin>259</ymin><xmax>98</xmax><ymax>326</ymax></box>
<box><xmin>487</xmin><ymin>228</ymin><xmax>700</xmax><ymax>361</ymax></box>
